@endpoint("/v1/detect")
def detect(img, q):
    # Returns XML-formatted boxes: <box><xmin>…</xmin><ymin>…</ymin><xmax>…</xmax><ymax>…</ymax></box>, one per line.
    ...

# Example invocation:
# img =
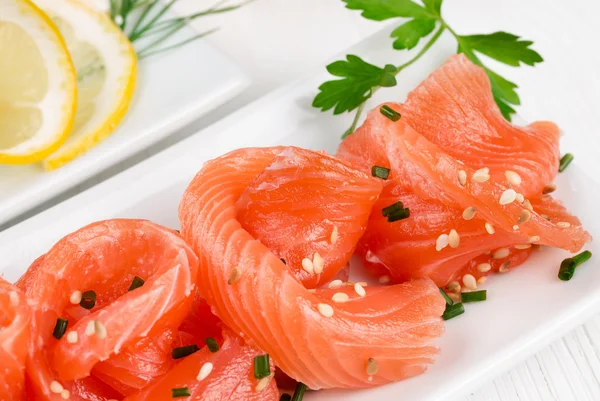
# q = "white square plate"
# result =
<box><xmin>0</xmin><ymin>26</ymin><xmax>597</xmax><ymax>401</ymax></box>
<box><xmin>0</xmin><ymin>23</ymin><xmax>247</xmax><ymax>227</ymax></box>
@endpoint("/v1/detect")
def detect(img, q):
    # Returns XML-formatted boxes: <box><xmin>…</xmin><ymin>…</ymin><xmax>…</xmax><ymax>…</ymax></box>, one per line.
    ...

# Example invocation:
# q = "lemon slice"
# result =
<box><xmin>0</xmin><ymin>0</ymin><xmax>77</xmax><ymax>164</ymax></box>
<box><xmin>36</xmin><ymin>0</ymin><xmax>137</xmax><ymax>170</ymax></box>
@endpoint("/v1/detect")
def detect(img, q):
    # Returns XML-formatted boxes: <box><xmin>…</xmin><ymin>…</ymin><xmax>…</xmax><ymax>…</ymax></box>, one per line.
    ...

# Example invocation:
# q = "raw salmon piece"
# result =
<box><xmin>125</xmin><ymin>330</ymin><xmax>278</xmax><ymax>401</ymax></box>
<box><xmin>0</xmin><ymin>278</ymin><xmax>31</xmax><ymax>401</ymax></box>
<box><xmin>179</xmin><ymin>147</ymin><xmax>445</xmax><ymax>390</ymax></box>
<box><xmin>399</xmin><ymin>54</ymin><xmax>560</xmax><ymax>198</ymax></box>
<box><xmin>236</xmin><ymin>146</ymin><xmax>382</xmax><ymax>287</ymax></box>
<box><xmin>18</xmin><ymin>219</ymin><xmax>198</xmax><ymax>400</ymax></box>
<box><xmin>62</xmin><ymin>376</ymin><xmax>123</xmax><ymax>401</ymax></box>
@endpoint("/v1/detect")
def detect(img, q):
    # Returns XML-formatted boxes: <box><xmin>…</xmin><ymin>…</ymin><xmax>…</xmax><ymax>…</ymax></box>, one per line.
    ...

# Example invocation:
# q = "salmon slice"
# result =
<box><xmin>179</xmin><ymin>147</ymin><xmax>445</xmax><ymax>390</ymax></box>
<box><xmin>0</xmin><ymin>278</ymin><xmax>31</xmax><ymax>401</ymax></box>
<box><xmin>236</xmin><ymin>146</ymin><xmax>382</xmax><ymax>287</ymax></box>
<box><xmin>17</xmin><ymin>219</ymin><xmax>198</xmax><ymax>400</ymax></box>
<box><xmin>125</xmin><ymin>330</ymin><xmax>278</xmax><ymax>400</ymax></box>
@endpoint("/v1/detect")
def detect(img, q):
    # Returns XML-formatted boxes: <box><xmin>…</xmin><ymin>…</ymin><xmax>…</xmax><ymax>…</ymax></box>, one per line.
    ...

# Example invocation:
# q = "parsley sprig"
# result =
<box><xmin>313</xmin><ymin>0</ymin><xmax>543</xmax><ymax>137</ymax></box>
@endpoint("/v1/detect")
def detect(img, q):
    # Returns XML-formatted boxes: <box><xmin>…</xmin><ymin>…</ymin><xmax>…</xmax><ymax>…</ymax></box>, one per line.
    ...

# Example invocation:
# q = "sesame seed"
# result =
<box><xmin>330</xmin><ymin>226</ymin><xmax>339</xmax><ymax>245</ymax></box>
<box><xmin>518</xmin><ymin>209</ymin><xmax>532</xmax><ymax>224</ymax></box>
<box><xmin>366</xmin><ymin>358</ymin><xmax>379</xmax><ymax>376</ymax></box>
<box><xmin>477</xmin><ymin>263</ymin><xmax>492</xmax><ymax>272</ymax></box>
<box><xmin>462</xmin><ymin>207</ymin><xmax>477</xmax><ymax>220</ymax></box>
<box><xmin>328</xmin><ymin>280</ymin><xmax>343</xmax><ymax>289</ymax></box>
<box><xmin>255</xmin><ymin>374</ymin><xmax>274</xmax><ymax>392</ymax></box>
<box><xmin>540</xmin><ymin>214</ymin><xmax>550</xmax><ymax>220</ymax></box>
<box><xmin>499</xmin><ymin>262</ymin><xmax>511</xmax><ymax>273</ymax></box>
<box><xmin>368</xmin><ymin>376</ymin><xmax>373</xmax><ymax>382</ymax></box>
<box><xmin>448</xmin><ymin>229</ymin><xmax>460</xmax><ymax>248</ymax></box>
<box><xmin>354</xmin><ymin>283</ymin><xmax>366</xmax><ymax>297</ymax></box>
<box><xmin>514</xmin><ymin>244</ymin><xmax>532</xmax><ymax>250</ymax></box>
<box><xmin>197</xmin><ymin>362</ymin><xmax>213</xmax><ymax>381</ymax></box>
<box><xmin>228</xmin><ymin>267</ymin><xmax>242</xmax><ymax>285</ymax></box>
<box><xmin>9</xmin><ymin>291</ymin><xmax>19</xmax><ymax>306</ymax></box>
<box><xmin>356</xmin><ymin>281</ymin><xmax>368</xmax><ymax>287</ymax></box>
<box><xmin>485</xmin><ymin>223</ymin><xmax>495</xmax><ymax>235</ymax></box>
<box><xmin>541</xmin><ymin>194</ymin><xmax>552</xmax><ymax>201</ymax></box>
<box><xmin>458</xmin><ymin>170</ymin><xmax>467</xmax><ymax>186</ymax></box>
<box><xmin>301</xmin><ymin>258</ymin><xmax>314</xmax><ymax>274</ymax></box>
<box><xmin>50</xmin><ymin>381</ymin><xmax>63</xmax><ymax>394</ymax></box>
<box><xmin>446</xmin><ymin>281</ymin><xmax>461</xmax><ymax>293</ymax></box>
<box><xmin>513</xmin><ymin>225</ymin><xmax>519</xmax><ymax>231</ymax></box>
<box><xmin>448</xmin><ymin>293</ymin><xmax>461</xmax><ymax>302</ymax></box>
<box><xmin>542</xmin><ymin>184</ymin><xmax>557</xmax><ymax>194</ymax></box>
<box><xmin>61</xmin><ymin>390</ymin><xmax>70</xmax><ymax>400</ymax></box>
<box><xmin>557</xmin><ymin>221</ymin><xmax>571</xmax><ymax>228</ymax></box>
<box><xmin>477</xmin><ymin>276</ymin><xmax>487</xmax><ymax>284</ymax></box>
<box><xmin>523</xmin><ymin>199</ymin><xmax>533</xmax><ymax>211</ymax></box>
<box><xmin>94</xmin><ymin>320</ymin><xmax>107</xmax><ymax>339</ymax></box>
<box><xmin>493</xmin><ymin>248</ymin><xmax>510</xmax><ymax>259</ymax></box>
<box><xmin>317</xmin><ymin>303</ymin><xmax>334</xmax><ymax>317</ymax></box>
<box><xmin>313</xmin><ymin>252</ymin><xmax>324</xmax><ymax>274</ymax></box>
<box><xmin>307</xmin><ymin>289</ymin><xmax>316</xmax><ymax>293</ymax></box>
<box><xmin>66</xmin><ymin>331</ymin><xmax>78</xmax><ymax>344</ymax></box>
<box><xmin>528</xmin><ymin>236</ymin><xmax>541</xmax><ymax>243</ymax></box>
<box><xmin>516</xmin><ymin>193</ymin><xmax>525</xmax><ymax>203</ymax></box>
<box><xmin>332</xmin><ymin>292</ymin><xmax>349</xmax><ymax>303</ymax></box>
<box><xmin>378</xmin><ymin>275</ymin><xmax>391</xmax><ymax>284</ymax></box>
<box><xmin>472</xmin><ymin>168</ymin><xmax>490</xmax><ymax>183</ymax></box>
<box><xmin>499</xmin><ymin>189</ymin><xmax>517</xmax><ymax>205</ymax></box>
<box><xmin>505</xmin><ymin>170</ymin><xmax>522</xmax><ymax>186</ymax></box>
<box><xmin>85</xmin><ymin>321</ymin><xmax>95</xmax><ymax>336</ymax></box>
<box><xmin>462</xmin><ymin>274</ymin><xmax>477</xmax><ymax>290</ymax></box>
<box><xmin>69</xmin><ymin>291</ymin><xmax>82</xmax><ymax>305</ymax></box>
<box><xmin>436</xmin><ymin>234</ymin><xmax>449</xmax><ymax>251</ymax></box>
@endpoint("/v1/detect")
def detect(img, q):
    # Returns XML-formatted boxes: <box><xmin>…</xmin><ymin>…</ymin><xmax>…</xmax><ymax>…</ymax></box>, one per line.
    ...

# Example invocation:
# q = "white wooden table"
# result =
<box><xmin>24</xmin><ymin>0</ymin><xmax>600</xmax><ymax>399</ymax></box>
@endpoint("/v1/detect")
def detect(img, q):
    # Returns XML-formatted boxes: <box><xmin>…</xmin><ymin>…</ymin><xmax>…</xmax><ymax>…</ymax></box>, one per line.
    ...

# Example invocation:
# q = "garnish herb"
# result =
<box><xmin>313</xmin><ymin>0</ymin><xmax>543</xmax><ymax>136</ymax></box>
<box><xmin>171</xmin><ymin>387</ymin><xmax>191</xmax><ymax>398</ymax></box>
<box><xmin>379</xmin><ymin>105</ymin><xmax>401</xmax><ymax>121</ymax></box>
<box><xmin>442</xmin><ymin>302</ymin><xmax>464</xmax><ymax>320</ymax></box>
<box><xmin>371</xmin><ymin>165</ymin><xmax>390</xmax><ymax>179</ymax></box>
<box><xmin>559</xmin><ymin>153</ymin><xmax>574</xmax><ymax>172</ymax></box>
<box><xmin>381</xmin><ymin>201</ymin><xmax>410</xmax><ymax>222</ymax></box>
<box><xmin>52</xmin><ymin>318</ymin><xmax>69</xmax><ymax>340</ymax></box>
<box><xmin>128</xmin><ymin>276</ymin><xmax>145</xmax><ymax>291</ymax></box>
<box><xmin>172</xmin><ymin>344</ymin><xmax>200</xmax><ymax>359</ymax></box>
<box><xmin>280</xmin><ymin>395</ymin><xmax>292</xmax><ymax>401</ymax></box>
<box><xmin>206</xmin><ymin>337</ymin><xmax>220</xmax><ymax>352</ymax></box>
<box><xmin>558</xmin><ymin>250</ymin><xmax>592</xmax><ymax>281</ymax></box>
<box><xmin>382</xmin><ymin>201</ymin><xmax>404</xmax><ymax>217</ymax></box>
<box><xmin>439</xmin><ymin>288</ymin><xmax>453</xmax><ymax>306</ymax></box>
<box><xmin>254</xmin><ymin>354</ymin><xmax>271</xmax><ymax>379</ymax></box>
<box><xmin>291</xmin><ymin>382</ymin><xmax>308</xmax><ymax>401</ymax></box>
<box><xmin>461</xmin><ymin>290</ymin><xmax>487</xmax><ymax>303</ymax></box>
<box><xmin>281</xmin><ymin>258</ymin><xmax>287</xmax><ymax>265</ymax></box>
<box><xmin>80</xmin><ymin>290</ymin><xmax>97</xmax><ymax>309</ymax></box>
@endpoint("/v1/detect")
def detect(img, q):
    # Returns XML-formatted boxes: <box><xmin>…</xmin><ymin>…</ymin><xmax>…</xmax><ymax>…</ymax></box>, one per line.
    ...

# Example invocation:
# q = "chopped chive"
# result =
<box><xmin>382</xmin><ymin>202</ymin><xmax>404</xmax><ymax>217</ymax></box>
<box><xmin>559</xmin><ymin>250</ymin><xmax>592</xmax><ymax>281</ymax></box>
<box><xmin>52</xmin><ymin>318</ymin><xmax>68</xmax><ymax>340</ymax></box>
<box><xmin>380</xmin><ymin>105</ymin><xmax>401</xmax><ymax>122</ymax></box>
<box><xmin>387</xmin><ymin>208</ymin><xmax>410</xmax><ymax>222</ymax></box>
<box><xmin>559</xmin><ymin>153</ymin><xmax>574</xmax><ymax>172</ymax></box>
<box><xmin>280</xmin><ymin>395</ymin><xmax>292</xmax><ymax>401</ymax></box>
<box><xmin>175</xmin><ymin>229</ymin><xmax>180</xmax><ymax>233</ymax></box>
<box><xmin>205</xmin><ymin>337</ymin><xmax>219</xmax><ymax>353</ymax></box>
<box><xmin>172</xmin><ymin>344</ymin><xmax>199</xmax><ymax>359</ymax></box>
<box><xmin>79</xmin><ymin>290</ymin><xmax>96</xmax><ymax>309</ymax></box>
<box><xmin>461</xmin><ymin>290</ymin><xmax>487</xmax><ymax>303</ymax></box>
<box><xmin>280</xmin><ymin>258</ymin><xmax>287</xmax><ymax>265</ymax></box>
<box><xmin>128</xmin><ymin>276</ymin><xmax>145</xmax><ymax>291</ymax></box>
<box><xmin>171</xmin><ymin>387</ymin><xmax>191</xmax><ymax>398</ymax></box>
<box><xmin>291</xmin><ymin>382</ymin><xmax>307</xmax><ymax>401</ymax></box>
<box><xmin>442</xmin><ymin>303</ymin><xmax>465</xmax><ymax>320</ymax></box>
<box><xmin>371</xmin><ymin>165</ymin><xmax>390</xmax><ymax>180</ymax></box>
<box><xmin>439</xmin><ymin>288</ymin><xmax>453</xmax><ymax>306</ymax></box>
<box><xmin>254</xmin><ymin>354</ymin><xmax>271</xmax><ymax>379</ymax></box>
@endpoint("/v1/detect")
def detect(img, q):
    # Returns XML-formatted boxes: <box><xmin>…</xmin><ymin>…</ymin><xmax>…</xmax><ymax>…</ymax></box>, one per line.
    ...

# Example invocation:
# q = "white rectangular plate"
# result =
<box><xmin>0</xmin><ymin>26</ymin><xmax>597</xmax><ymax>401</ymax></box>
<box><xmin>0</xmin><ymin>24</ymin><xmax>246</xmax><ymax>227</ymax></box>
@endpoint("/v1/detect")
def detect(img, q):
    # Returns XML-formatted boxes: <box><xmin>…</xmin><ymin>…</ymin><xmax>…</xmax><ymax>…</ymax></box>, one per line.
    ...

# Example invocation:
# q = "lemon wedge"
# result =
<box><xmin>0</xmin><ymin>0</ymin><xmax>77</xmax><ymax>164</ymax></box>
<box><xmin>37</xmin><ymin>0</ymin><xmax>137</xmax><ymax>170</ymax></box>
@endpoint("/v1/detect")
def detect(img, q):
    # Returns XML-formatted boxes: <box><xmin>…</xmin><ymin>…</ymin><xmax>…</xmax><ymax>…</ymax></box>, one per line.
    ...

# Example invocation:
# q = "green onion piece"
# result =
<box><xmin>381</xmin><ymin>202</ymin><xmax>404</xmax><ymax>217</ymax></box>
<box><xmin>442</xmin><ymin>303</ymin><xmax>465</xmax><ymax>320</ymax></box>
<box><xmin>52</xmin><ymin>318</ymin><xmax>68</xmax><ymax>340</ymax></box>
<box><xmin>439</xmin><ymin>288</ymin><xmax>453</xmax><ymax>306</ymax></box>
<box><xmin>291</xmin><ymin>382</ymin><xmax>307</xmax><ymax>401</ymax></box>
<box><xmin>171</xmin><ymin>387</ymin><xmax>191</xmax><ymax>398</ymax></box>
<box><xmin>387</xmin><ymin>208</ymin><xmax>410</xmax><ymax>222</ymax></box>
<box><xmin>128</xmin><ymin>276</ymin><xmax>145</xmax><ymax>291</ymax></box>
<box><xmin>171</xmin><ymin>344</ymin><xmax>199</xmax><ymax>359</ymax></box>
<box><xmin>371</xmin><ymin>165</ymin><xmax>390</xmax><ymax>180</ymax></box>
<box><xmin>175</xmin><ymin>229</ymin><xmax>180</xmax><ymax>233</ymax></box>
<box><xmin>280</xmin><ymin>258</ymin><xmax>287</xmax><ymax>265</ymax></box>
<box><xmin>280</xmin><ymin>395</ymin><xmax>292</xmax><ymax>401</ymax></box>
<box><xmin>380</xmin><ymin>105</ymin><xmax>401</xmax><ymax>122</ymax></box>
<box><xmin>79</xmin><ymin>290</ymin><xmax>97</xmax><ymax>309</ymax></box>
<box><xmin>559</xmin><ymin>153</ymin><xmax>574</xmax><ymax>172</ymax></box>
<box><xmin>205</xmin><ymin>337</ymin><xmax>219</xmax><ymax>353</ymax></box>
<box><xmin>254</xmin><ymin>354</ymin><xmax>271</xmax><ymax>379</ymax></box>
<box><xmin>461</xmin><ymin>290</ymin><xmax>487</xmax><ymax>303</ymax></box>
<box><xmin>559</xmin><ymin>250</ymin><xmax>592</xmax><ymax>281</ymax></box>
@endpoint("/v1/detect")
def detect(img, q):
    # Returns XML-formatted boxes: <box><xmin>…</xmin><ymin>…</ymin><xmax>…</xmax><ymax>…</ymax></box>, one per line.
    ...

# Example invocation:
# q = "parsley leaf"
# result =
<box><xmin>312</xmin><ymin>55</ymin><xmax>397</xmax><ymax>114</ymax></box>
<box><xmin>342</xmin><ymin>0</ymin><xmax>431</xmax><ymax>21</ymax></box>
<box><xmin>459</xmin><ymin>32</ymin><xmax>543</xmax><ymax>67</ymax></box>
<box><xmin>391</xmin><ymin>17</ymin><xmax>436</xmax><ymax>49</ymax></box>
<box><xmin>422</xmin><ymin>0</ymin><xmax>442</xmax><ymax>15</ymax></box>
